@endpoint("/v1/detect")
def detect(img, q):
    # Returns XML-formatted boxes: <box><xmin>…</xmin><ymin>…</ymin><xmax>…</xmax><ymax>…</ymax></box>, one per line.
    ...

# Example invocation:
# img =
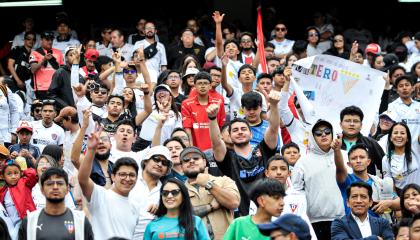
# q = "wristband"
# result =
<box><xmin>208</xmin><ymin>116</ymin><xmax>216</xmax><ymax>120</ymax></box>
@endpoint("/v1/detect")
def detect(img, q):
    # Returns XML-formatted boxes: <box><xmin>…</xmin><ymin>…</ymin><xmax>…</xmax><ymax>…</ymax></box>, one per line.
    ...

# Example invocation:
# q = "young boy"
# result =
<box><xmin>8</xmin><ymin>121</ymin><xmax>40</xmax><ymax>168</ymax></box>
<box><xmin>280</xmin><ymin>142</ymin><xmax>301</xmax><ymax>170</ymax></box>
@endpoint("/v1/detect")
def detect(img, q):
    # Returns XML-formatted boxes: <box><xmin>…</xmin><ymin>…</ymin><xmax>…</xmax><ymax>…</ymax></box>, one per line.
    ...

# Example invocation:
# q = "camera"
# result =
<box><xmin>87</xmin><ymin>82</ymin><xmax>100</xmax><ymax>91</ymax></box>
<box><xmin>87</xmin><ymin>73</ymin><xmax>96</xmax><ymax>80</ymax></box>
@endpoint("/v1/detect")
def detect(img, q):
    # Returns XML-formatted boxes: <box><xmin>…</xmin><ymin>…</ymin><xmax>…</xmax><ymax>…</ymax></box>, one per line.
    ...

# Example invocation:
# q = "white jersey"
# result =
<box><xmin>270</xmin><ymin>38</ymin><xmax>295</xmax><ymax>56</ymax></box>
<box><xmin>88</xmin><ymin>184</ymin><xmax>139</xmax><ymax>240</ymax></box>
<box><xmin>228</xmin><ymin>88</ymin><xmax>267</xmax><ymax>119</ymax></box>
<box><xmin>96</xmin><ymin>42</ymin><xmax>113</xmax><ymax>58</ymax></box>
<box><xmin>11</xmin><ymin>32</ymin><xmax>41</xmax><ymax>49</ymax></box>
<box><xmin>382</xmin><ymin>154</ymin><xmax>420</xmax><ymax>190</ymax></box>
<box><xmin>53</xmin><ymin>38</ymin><xmax>81</xmax><ymax>56</ymax></box>
<box><xmin>31</xmin><ymin>120</ymin><xmax>65</xmax><ymax>152</ymax></box>
<box><xmin>132</xmin><ymin>39</ymin><xmax>167</xmax><ymax>74</ymax></box>
<box><xmin>139</xmin><ymin>110</ymin><xmax>182</xmax><ymax>144</ymax></box>
<box><xmin>63</xmin><ymin>129</ymin><xmax>80</xmax><ymax>177</ymax></box>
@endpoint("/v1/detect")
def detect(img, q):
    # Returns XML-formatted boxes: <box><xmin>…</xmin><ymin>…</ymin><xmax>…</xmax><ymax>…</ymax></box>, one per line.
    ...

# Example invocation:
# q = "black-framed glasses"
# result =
<box><xmin>275</xmin><ymin>27</ymin><xmax>287</xmax><ymax>32</ymax></box>
<box><xmin>162</xmin><ymin>189</ymin><xmax>181</xmax><ymax>197</ymax></box>
<box><xmin>313</xmin><ymin>128</ymin><xmax>332</xmax><ymax>137</ymax></box>
<box><xmin>117</xmin><ymin>172</ymin><xmax>137</xmax><ymax>179</ymax></box>
<box><xmin>42</xmin><ymin>99</ymin><xmax>55</xmax><ymax>104</ymax></box>
<box><xmin>150</xmin><ymin>155</ymin><xmax>170</xmax><ymax>167</ymax></box>
<box><xmin>45</xmin><ymin>180</ymin><xmax>66</xmax><ymax>187</ymax></box>
<box><xmin>34</xmin><ymin>108</ymin><xmax>42</xmax><ymax>113</ymax></box>
<box><xmin>181</xmin><ymin>154</ymin><xmax>202</xmax><ymax>163</ymax></box>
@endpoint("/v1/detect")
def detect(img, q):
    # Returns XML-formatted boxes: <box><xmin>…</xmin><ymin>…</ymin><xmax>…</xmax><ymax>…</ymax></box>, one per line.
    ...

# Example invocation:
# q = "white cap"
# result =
<box><xmin>141</xmin><ymin>146</ymin><xmax>173</xmax><ymax>175</ymax></box>
<box><xmin>182</xmin><ymin>67</ymin><xmax>199</xmax><ymax>80</ymax></box>
<box><xmin>379</xmin><ymin>110</ymin><xmax>397</xmax><ymax>122</ymax></box>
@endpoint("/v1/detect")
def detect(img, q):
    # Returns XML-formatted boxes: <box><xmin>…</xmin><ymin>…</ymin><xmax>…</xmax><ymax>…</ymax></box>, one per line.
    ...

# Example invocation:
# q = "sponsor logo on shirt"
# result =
<box><xmin>64</xmin><ymin>220</ymin><xmax>75</xmax><ymax>234</ymax></box>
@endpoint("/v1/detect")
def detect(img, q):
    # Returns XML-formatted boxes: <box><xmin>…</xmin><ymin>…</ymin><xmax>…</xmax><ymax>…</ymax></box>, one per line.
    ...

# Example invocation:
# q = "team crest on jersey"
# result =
<box><xmin>64</xmin><ymin>220</ymin><xmax>75</xmax><ymax>234</ymax></box>
<box><xmin>290</xmin><ymin>203</ymin><xmax>298</xmax><ymax>213</ymax></box>
<box><xmin>51</xmin><ymin>134</ymin><xmax>57</xmax><ymax>140</ymax></box>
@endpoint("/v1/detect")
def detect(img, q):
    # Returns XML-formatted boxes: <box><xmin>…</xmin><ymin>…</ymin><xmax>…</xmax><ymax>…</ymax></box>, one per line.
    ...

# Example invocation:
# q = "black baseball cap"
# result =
<box><xmin>41</xmin><ymin>31</ymin><xmax>55</xmax><ymax>40</ymax></box>
<box><xmin>257</xmin><ymin>214</ymin><xmax>311</xmax><ymax>240</ymax></box>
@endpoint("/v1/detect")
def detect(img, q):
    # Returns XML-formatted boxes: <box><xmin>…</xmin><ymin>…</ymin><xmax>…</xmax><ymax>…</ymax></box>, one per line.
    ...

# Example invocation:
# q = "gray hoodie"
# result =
<box><xmin>291</xmin><ymin>121</ymin><xmax>345</xmax><ymax>223</ymax></box>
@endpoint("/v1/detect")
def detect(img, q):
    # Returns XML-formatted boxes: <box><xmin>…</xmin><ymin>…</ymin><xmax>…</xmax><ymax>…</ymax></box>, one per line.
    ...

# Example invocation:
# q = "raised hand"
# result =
<box><xmin>331</xmin><ymin>134</ymin><xmax>342</xmax><ymax>151</ymax></box>
<box><xmin>221</xmin><ymin>53</ymin><xmax>229</xmax><ymax>66</ymax></box>
<box><xmin>87</xmin><ymin>123</ymin><xmax>103</xmax><ymax>149</ymax></box>
<box><xmin>351</xmin><ymin>41</ymin><xmax>359</xmax><ymax>55</ymax></box>
<box><xmin>72</xmin><ymin>83</ymin><xmax>87</xmax><ymax>98</ymax></box>
<box><xmin>157</xmin><ymin>100</ymin><xmax>170</xmax><ymax>113</ymax></box>
<box><xmin>81</xmin><ymin>108</ymin><xmax>91</xmax><ymax>129</ymax></box>
<box><xmin>212</xmin><ymin>11</ymin><xmax>225</xmax><ymax>24</ymax></box>
<box><xmin>206</xmin><ymin>103</ymin><xmax>220</xmax><ymax>119</ymax></box>
<box><xmin>268</xmin><ymin>90</ymin><xmax>281</xmax><ymax>106</ymax></box>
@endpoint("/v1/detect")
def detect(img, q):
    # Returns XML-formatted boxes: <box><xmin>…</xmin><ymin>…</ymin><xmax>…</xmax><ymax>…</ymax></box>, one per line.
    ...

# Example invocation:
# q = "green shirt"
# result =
<box><xmin>223</xmin><ymin>215</ymin><xmax>269</xmax><ymax>240</ymax></box>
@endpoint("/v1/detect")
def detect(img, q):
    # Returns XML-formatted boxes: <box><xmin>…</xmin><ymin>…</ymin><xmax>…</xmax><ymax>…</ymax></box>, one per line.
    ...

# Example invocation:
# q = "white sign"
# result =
<box><xmin>292</xmin><ymin>55</ymin><xmax>385</xmax><ymax>135</ymax></box>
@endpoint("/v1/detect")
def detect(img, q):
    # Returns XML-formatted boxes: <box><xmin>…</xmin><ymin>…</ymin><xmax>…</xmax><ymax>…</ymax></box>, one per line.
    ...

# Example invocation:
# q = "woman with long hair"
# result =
<box><xmin>382</xmin><ymin>122</ymin><xmax>420</xmax><ymax>193</ymax></box>
<box><xmin>122</xmin><ymin>87</ymin><xmax>138</xmax><ymax>120</ymax></box>
<box><xmin>144</xmin><ymin>178</ymin><xmax>209</xmax><ymax>240</ymax></box>
<box><xmin>323</xmin><ymin>33</ymin><xmax>350</xmax><ymax>59</ymax></box>
<box><xmin>400</xmin><ymin>183</ymin><xmax>420</xmax><ymax>219</ymax></box>
<box><xmin>139</xmin><ymin>84</ymin><xmax>181</xmax><ymax>145</ymax></box>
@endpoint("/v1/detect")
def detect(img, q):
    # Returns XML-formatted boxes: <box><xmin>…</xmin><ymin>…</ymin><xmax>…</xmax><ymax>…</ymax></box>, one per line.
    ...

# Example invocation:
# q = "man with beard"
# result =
<box><xmin>129</xmin><ymin>146</ymin><xmax>172</xmax><ymax>239</ymax></box>
<box><xmin>18</xmin><ymin>167</ymin><xmax>94</xmax><ymax>240</ymax></box>
<box><xmin>238</xmin><ymin>32</ymin><xmax>256</xmax><ymax>65</ymax></box>
<box><xmin>208</xmin><ymin>90</ymin><xmax>281</xmax><ymax>216</ymax></box>
<box><xmin>71</xmin><ymin>110</ymin><xmax>113</xmax><ymax>189</ymax></box>
<box><xmin>133</xmin><ymin>21</ymin><xmax>167</xmax><ymax>74</ymax></box>
<box><xmin>180</xmin><ymin>146</ymin><xmax>239</xmax><ymax>239</ymax></box>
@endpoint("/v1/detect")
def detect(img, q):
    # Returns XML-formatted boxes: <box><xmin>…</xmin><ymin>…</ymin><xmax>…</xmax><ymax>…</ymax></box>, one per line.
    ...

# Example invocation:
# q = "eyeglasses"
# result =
<box><xmin>117</xmin><ymin>172</ymin><xmax>137</xmax><ymax>179</ymax></box>
<box><xmin>182</xmin><ymin>154</ymin><xmax>202</xmax><ymax>163</ymax></box>
<box><xmin>93</xmin><ymin>90</ymin><xmax>108</xmax><ymax>95</ymax></box>
<box><xmin>34</xmin><ymin>108</ymin><xmax>42</xmax><ymax>113</ymax></box>
<box><xmin>343</xmin><ymin>119</ymin><xmax>361</xmax><ymax>124</ymax></box>
<box><xmin>275</xmin><ymin>27</ymin><xmax>287</xmax><ymax>32</ymax></box>
<box><xmin>168</xmin><ymin>76</ymin><xmax>180</xmax><ymax>80</ymax></box>
<box><xmin>308</xmin><ymin>33</ymin><xmax>319</xmax><ymax>37</ymax></box>
<box><xmin>150</xmin><ymin>155</ymin><xmax>170</xmax><ymax>167</ymax></box>
<box><xmin>99</xmin><ymin>136</ymin><xmax>110</xmax><ymax>142</ymax></box>
<box><xmin>25</xmin><ymin>37</ymin><xmax>35</xmax><ymax>41</ymax></box>
<box><xmin>37</xmin><ymin>161</ymin><xmax>51</xmax><ymax>167</ymax></box>
<box><xmin>162</xmin><ymin>189</ymin><xmax>181</xmax><ymax>197</ymax></box>
<box><xmin>45</xmin><ymin>180</ymin><xmax>66</xmax><ymax>187</ymax></box>
<box><xmin>313</xmin><ymin>128</ymin><xmax>332</xmax><ymax>137</ymax></box>
<box><xmin>42</xmin><ymin>99</ymin><xmax>55</xmax><ymax>104</ymax></box>
<box><xmin>195</xmin><ymin>81</ymin><xmax>210</xmax><ymax>86</ymax></box>
<box><xmin>123</xmin><ymin>69</ymin><xmax>137</xmax><ymax>75</ymax></box>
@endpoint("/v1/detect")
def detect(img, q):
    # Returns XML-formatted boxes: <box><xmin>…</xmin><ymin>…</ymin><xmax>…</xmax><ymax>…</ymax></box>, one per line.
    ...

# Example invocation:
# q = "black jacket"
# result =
<box><xmin>341</xmin><ymin>133</ymin><xmax>385</xmax><ymax>175</ymax></box>
<box><xmin>48</xmin><ymin>65</ymin><xmax>84</xmax><ymax>110</ymax></box>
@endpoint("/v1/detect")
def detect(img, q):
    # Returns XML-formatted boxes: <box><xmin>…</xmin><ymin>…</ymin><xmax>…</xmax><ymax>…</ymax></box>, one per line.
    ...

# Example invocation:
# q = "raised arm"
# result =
<box><xmin>220</xmin><ymin>54</ymin><xmax>233</xmax><ymax>96</ymax></box>
<box><xmin>71</xmin><ymin>109</ymin><xmax>90</xmax><ymax>169</ymax></box>
<box><xmin>134</xmin><ymin>83</ymin><xmax>152</xmax><ymax>126</ymax></box>
<box><xmin>207</xmin><ymin>103</ymin><xmax>227</xmax><ymax>162</ymax></box>
<box><xmin>151</xmin><ymin>112</ymin><xmax>168</xmax><ymax>147</ymax></box>
<box><xmin>331</xmin><ymin>134</ymin><xmax>347</xmax><ymax>183</ymax></box>
<box><xmin>212</xmin><ymin>11</ymin><xmax>225</xmax><ymax>58</ymax></box>
<box><xmin>264</xmin><ymin>90</ymin><xmax>281</xmax><ymax>150</ymax></box>
<box><xmin>78</xmin><ymin>123</ymin><xmax>101</xmax><ymax>201</ymax></box>
<box><xmin>135</xmin><ymin>47</ymin><xmax>155</xmax><ymax>92</ymax></box>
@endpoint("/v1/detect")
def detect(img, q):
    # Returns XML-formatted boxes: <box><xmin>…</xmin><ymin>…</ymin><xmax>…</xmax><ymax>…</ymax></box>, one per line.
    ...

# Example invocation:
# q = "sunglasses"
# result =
<box><xmin>93</xmin><ymin>90</ymin><xmax>108</xmax><ymax>95</ymax></box>
<box><xmin>25</xmin><ymin>37</ymin><xmax>35</xmax><ymax>41</ymax></box>
<box><xmin>162</xmin><ymin>189</ymin><xmax>181</xmax><ymax>197</ymax></box>
<box><xmin>150</xmin><ymin>155</ymin><xmax>170</xmax><ymax>167</ymax></box>
<box><xmin>42</xmin><ymin>99</ymin><xmax>55</xmax><ymax>104</ymax></box>
<box><xmin>275</xmin><ymin>27</ymin><xmax>287</xmax><ymax>32</ymax></box>
<box><xmin>308</xmin><ymin>33</ymin><xmax>319</xmax><ymax>37</ymax></box>
<box><xmin>34</xmin><ymin>108</ymin><xmax>42</xmax><ymax>113</ymax></box>
<box><xmin>181</xmin><ymin>154</ymin><xmax>202</xmax><ymax>163</ymax></box>
<box><xmin>123</xmin><ymin>69</ymin><xmax>137</xmax><ymax>75</ymax></box>
<box><xmin>313</xmin><ymin>128</ymin><xmax>332</xmax><ymax>137</ymax></box>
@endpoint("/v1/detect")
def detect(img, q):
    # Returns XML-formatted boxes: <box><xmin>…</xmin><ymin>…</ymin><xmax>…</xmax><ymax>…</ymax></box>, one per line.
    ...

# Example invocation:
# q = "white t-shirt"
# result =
<box><xmin>88</xmin><ymin>184</ymin><xmax>139</xmax><ymax>240</ymax></box>
<box><xmin>4</xmin><ymin>190</ymin><xmax>20</xmax><ymax>226</ymax></box>
<box><xmin>270</xmin><ymin>39</ymin><xmax>295</xmax><ymax>56</ymax></box>
<box><xmin>31</xmin><ymin>120</ymin><xmax>65</xmax><ymax>152</ymax></box>
<box><xmin>139</xmin><ymin>110</ymin><xmax>182</xmax><ymax>143</ymax></box>
<box><xmin>132</xmin><ymin>40</ymin><xmax>167</xmax><ymax>74</ymax></box>
<box><xmin>129</xmin><ymin>173</ymin><xmax>162</xmax><ymax>239</ymax></box>
<box><xmin>382</xmin><ymin>154</ymin><xmax>420</xmax><ymax>189</ymax></box>
<box><xmin>228</xmin><ymin>88</ymin><xmax>267</xmax><ymax>119</ymax></box>
<box><xmin>12</xmin><ymin>32</ymin><xmax>41</xmax><ymax>49</ymax></box>
<box><xmin>109</xmin><ymin>146</ymin><xmax>145</xmax><ymax>165</ymax></box>
<box><xmin>32</xmin><ymin>183</ymin><xmax>76</xmax><ymax>210</ymax></box>
<box><xmin>96</xmin><ymin>42</ymin><xmax>113</xmax><ymax>58</ymax></box>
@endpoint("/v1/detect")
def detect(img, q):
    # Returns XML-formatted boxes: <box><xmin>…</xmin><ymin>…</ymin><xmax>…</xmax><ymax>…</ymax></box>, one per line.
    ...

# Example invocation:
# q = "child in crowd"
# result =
<box><xmin>280</xmin><ymin>142</ymin><xmax>301</xmax><ymax>171</ymax></box>
<box><xmin>0</xmin><ymin>160</ymin><xmax>37</xmax><ymax>230</ymax></box>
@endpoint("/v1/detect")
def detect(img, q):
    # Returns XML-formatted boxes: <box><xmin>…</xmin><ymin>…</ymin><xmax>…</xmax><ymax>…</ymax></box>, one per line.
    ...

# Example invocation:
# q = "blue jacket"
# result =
<box><xmin>331</xmin><ymin>214</ymin><xmax>394</xmax><ymax>240</ymax></box>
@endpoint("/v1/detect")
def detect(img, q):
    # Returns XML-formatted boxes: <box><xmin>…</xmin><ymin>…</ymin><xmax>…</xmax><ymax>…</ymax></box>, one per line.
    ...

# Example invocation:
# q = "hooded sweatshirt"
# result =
<box><xmin>291</xmin><ymin>122</ymin><xmax>344</xmax><ymax>223</ymax></box>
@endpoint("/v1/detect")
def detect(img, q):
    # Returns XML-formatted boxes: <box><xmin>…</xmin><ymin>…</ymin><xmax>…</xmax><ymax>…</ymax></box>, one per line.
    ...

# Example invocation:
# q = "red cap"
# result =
<box><xmin>85</xmin><ymin>49</ymin><xmax>99</xmax><ymax>61</ymax></box>
<box><xmin>16</xmin><ymin>121</ymin><xmax>33</xmax><ymax>133</ymax></box>
<box><xmin>365</xmin><ymin>43</ymin><xmax>381</xmax><ymax>55</ymax></box>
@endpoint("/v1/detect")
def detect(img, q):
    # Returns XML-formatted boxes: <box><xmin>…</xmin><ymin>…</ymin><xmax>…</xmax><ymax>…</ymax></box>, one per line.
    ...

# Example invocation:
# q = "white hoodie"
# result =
<box><xmin>291</xmin><ymin>123</ymin><xmax>345</xmax><ymax>223</ymax></box>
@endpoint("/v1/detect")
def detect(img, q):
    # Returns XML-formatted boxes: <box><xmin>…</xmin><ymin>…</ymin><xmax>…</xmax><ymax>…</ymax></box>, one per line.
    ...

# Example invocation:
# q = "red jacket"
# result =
<box><xmin>0</xmin><ymin>168</ymin><xmax>38</xmax><ymax>219</ymax></box>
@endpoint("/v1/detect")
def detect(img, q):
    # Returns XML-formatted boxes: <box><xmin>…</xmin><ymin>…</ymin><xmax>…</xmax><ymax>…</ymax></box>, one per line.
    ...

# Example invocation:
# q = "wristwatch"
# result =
<box><xmin>205</xmin><ymin>180</ymin><xmax>215</xmax><ymax>190</ymax></box>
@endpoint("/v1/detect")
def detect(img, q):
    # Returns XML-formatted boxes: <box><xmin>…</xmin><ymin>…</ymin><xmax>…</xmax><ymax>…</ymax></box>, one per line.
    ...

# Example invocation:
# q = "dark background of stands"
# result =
<box><xmin>0</xmin><ymin>0</ymin><xmax>418</xmax><ymax>47</ymax></box>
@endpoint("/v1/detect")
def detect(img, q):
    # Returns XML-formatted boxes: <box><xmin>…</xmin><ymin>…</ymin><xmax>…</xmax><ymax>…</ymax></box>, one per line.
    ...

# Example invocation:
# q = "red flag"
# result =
<box><xmin>257</xmin><ymin>6</ymin><xmax>267</xmax><ymax>73</ymax></box>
